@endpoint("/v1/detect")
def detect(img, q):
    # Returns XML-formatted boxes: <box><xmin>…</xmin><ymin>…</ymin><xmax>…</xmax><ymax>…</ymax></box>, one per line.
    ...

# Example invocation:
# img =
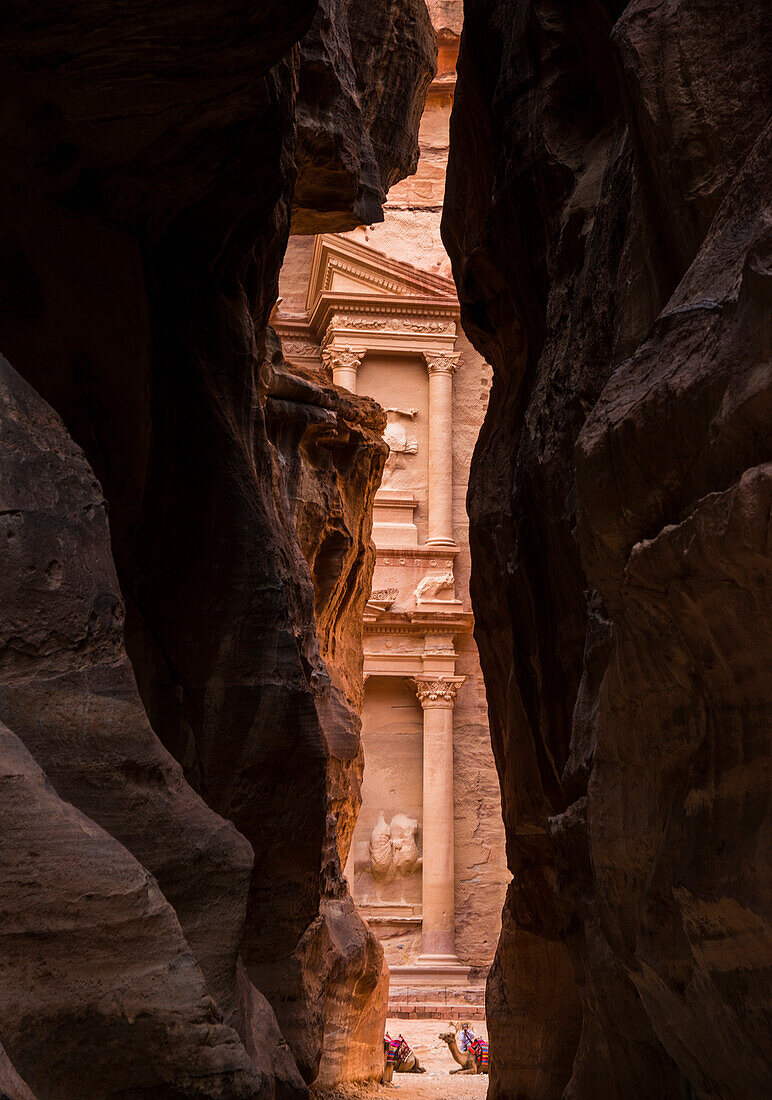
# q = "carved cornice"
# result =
<box><xmin>318</xmin><ymin>298</ymin><xmax>458</xmax><ymax>320</ymax></box>
<box><xmin>424</xmin><ymin>351</ymin><xmax>460</xmax><ymax>375</ymax></box>
<box><xmin>410</xmin><ymin>677</ymin><xmax>464</xmax><ymax>708</ymax></box>
<box><xmin>311</xmin><ymin>294</ymin><xmax>460</xmax><ymax>344</ymax></box>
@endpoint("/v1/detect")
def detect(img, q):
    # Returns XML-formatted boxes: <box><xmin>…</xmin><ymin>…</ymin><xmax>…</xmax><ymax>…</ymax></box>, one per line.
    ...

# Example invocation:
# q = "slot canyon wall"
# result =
<box><xmin>0</xmin><ymin>2</ymin><xmax>435</xmax><ymax>1098</ymax></box>
<box><xmin>443</xmin><ymin>1</ymin><xmax>771</xmax><ymax>1098</ymax></box>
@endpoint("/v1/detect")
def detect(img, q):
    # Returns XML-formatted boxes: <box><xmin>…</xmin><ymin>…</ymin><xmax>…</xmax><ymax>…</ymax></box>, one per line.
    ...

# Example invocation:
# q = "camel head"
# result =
<box><xmin>439</xmin><ymin>1032</ymin><xmax>456</xmax><ymax>1044</ymax></box>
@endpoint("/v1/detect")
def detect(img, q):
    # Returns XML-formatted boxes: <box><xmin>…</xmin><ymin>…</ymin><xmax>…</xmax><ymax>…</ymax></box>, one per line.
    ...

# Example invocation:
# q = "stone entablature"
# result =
<box><xmin>364</xmin><ymin>621</ymin><xmax>472</xmax><ymax>681</ymax></box>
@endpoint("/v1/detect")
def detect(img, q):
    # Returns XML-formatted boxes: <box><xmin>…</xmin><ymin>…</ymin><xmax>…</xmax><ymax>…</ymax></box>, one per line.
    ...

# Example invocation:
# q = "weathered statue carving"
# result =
<box><xmin>383</xmin><ymin>420</ymin><xmax>418</xmax><ymax>456</ymax></box>
<box><xmin>369</xmin><ymin>812</ymin><xmax>421</xmax><ymax>883</ymax></box>
<box><xmin>415</xmin><ymin>571</ymin><xmax>455</xmax><ymax>602</ymax></box>
<box><xmin>382</xmin><ymin>413</ymin><xmax>418</xmax><ymax>488</ymax></box>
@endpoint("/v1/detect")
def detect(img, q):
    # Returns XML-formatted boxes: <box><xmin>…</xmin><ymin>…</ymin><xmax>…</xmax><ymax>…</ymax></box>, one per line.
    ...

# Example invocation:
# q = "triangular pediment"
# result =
<box><xmin>306</xmin><ymin>233</ymin><xmax>456</xmax><ymax>312</ymax></box>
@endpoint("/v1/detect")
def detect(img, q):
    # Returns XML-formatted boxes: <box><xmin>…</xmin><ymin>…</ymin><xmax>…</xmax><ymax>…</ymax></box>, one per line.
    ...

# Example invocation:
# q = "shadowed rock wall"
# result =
<box><xmin>442</xmin><ymin>1</ymin><xmax>771</xmax><ymax>1097</ymax></box>
<box><xmin>0</xmin><ymin>2</ymin><xmax>434</xmax><ymax>1096</ymax></box>
<box><xmin>294</xmin><ymin>0</ymin><xmax>435</xmax><ymax>232</ymax></box>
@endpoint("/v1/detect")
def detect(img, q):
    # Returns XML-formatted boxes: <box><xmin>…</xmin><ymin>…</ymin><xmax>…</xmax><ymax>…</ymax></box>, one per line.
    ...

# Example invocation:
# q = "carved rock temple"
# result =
<box><xmin>276</xmin><ymin>4</ymin><xmax>508</xmax><ymax>1015</ymax></box>
<box><xmin>1</xmin><ymin>0</ymin><xmax>770</xmax><ymax>1094</ymax></box>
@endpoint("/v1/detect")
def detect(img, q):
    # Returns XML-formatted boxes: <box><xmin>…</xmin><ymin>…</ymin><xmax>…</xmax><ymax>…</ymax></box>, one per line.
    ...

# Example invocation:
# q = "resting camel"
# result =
<box><xmin>439</xmin><ymin>1027</ymin><xmax>487</xmax><ymax>1074</ymax></box>
<box><xmin>381</xmin><ymin>1035</ymin><xmax>426</xmax><ymax>1083</ymax></box>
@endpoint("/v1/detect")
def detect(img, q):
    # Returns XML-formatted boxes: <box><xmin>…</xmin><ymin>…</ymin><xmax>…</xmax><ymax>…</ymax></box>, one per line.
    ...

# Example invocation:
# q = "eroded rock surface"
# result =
<box><xmin>0</xmin><ymin>1</ymin><xmax>434</xmax><ymax>1094</ymax></box>
<box><xmin>293</xmin><ymin>0</ymin><xmax>436</xmax><ymax>232</ymax></box>
<box><xmin>0</xmin><ymin>357</ymin><xmax>266</xmax><ymax>1098</ymax></box>
<box><xmin>443</xmin><ymin>1</ymin><xmax>771</xmax><ymax>1096</ymax></box>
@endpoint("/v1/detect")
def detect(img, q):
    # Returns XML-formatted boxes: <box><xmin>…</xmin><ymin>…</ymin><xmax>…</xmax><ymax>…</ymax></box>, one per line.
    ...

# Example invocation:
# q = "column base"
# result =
<box><xmin>389</xmin><ymin>955</ymin><xmax>472</xmax><ymax>987</ymax></box>
<box><xmin>424</xmin><ymin>537</ymin><xmax>458</xmax><ymax>549</ymax></box>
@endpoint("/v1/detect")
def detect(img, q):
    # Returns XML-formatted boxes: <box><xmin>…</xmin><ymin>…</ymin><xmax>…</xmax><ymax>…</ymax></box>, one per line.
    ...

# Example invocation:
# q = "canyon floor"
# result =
<box><xmin>312</xmin><ymin>1020</ymin><xmax>489</xmax><ymax>1100</ymax></box>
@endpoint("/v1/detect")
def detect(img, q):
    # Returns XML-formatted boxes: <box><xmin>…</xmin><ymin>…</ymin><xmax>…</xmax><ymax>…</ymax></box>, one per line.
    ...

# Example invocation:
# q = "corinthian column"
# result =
<box><xmin>322</xmin><ymin>346</ymin><xmax>365</xmax><ymax>393</ymax></box>
<box><xmin>423</xmin><ymin>352</ymin><xmax>459</xmax><ymax>547</ymax></box>
<box><xmin>412</xmin><ymin>676</ymin><xmax>464</xmax><ymax>962</ymax></box>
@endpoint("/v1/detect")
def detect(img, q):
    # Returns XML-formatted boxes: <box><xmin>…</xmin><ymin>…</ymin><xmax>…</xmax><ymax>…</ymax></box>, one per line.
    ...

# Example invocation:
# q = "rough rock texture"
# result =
<box><xmin>0</xmin><ymin>718</ymin><xmax>262</xmax><ymax>1100</ymax></box>
<box><xmin>0</xmin><ymin>2</ymin><xmax>434</xmax><ymax>1095</ymax></box>
<box><xmin>443</xmin><ymin>1</ymin><xmax>771</xmax><ymax>1097</ymax></box>
<box><xmin>0</xmin><ymin>1040</ymin><xmax>35</xmax><ymax>1100</ymax></box>
<box><xmin>293</xmin><ymin>0</ymin><xmax>436</xmax><ymax>232</ymax></box>
<box><xmin>248</xmin><ymin>341</ymin><xmax>391</xmax><ymax>1086</ymax></box>
<box><xmin>0</xmin><ymin>353</ymin><xmax>268</xmax><ymax>1099</ymax></box>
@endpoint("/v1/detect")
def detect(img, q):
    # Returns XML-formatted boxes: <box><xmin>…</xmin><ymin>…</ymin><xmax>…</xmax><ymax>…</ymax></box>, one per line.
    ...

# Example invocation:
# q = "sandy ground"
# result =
<box><xmin>311</xmin><ymin>1019</ymin><xmax>489</xmax><ymax>1100</ymax></box>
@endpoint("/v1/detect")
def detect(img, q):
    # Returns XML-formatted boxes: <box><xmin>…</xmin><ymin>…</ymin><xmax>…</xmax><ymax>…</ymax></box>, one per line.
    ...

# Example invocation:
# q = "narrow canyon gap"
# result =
<box><xmin>276</xmin><ymin>0</ymin><xmax>508</xmax><ymax>1031</ymax></box>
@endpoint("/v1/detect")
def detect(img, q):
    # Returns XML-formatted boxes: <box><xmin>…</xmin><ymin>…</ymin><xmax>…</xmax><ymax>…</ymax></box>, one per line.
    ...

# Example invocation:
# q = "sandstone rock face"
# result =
<box><xmin>0</xmin><ymin>1</ymin><xmax>433</xmax><ymax>1094</ymax></box>
<box><xmin>247</xmin><ymin>340</ymin><xmax>390</xmax><ymax>1086</ymax></box>
<box><xmin>443</xmin><ymin>2</ymin><xmax>771</xmax><ymax>1097</ymax></box>
<box><xmin>0</xmin><ymin>356</ymin><xmax>265</xmax><ymax>1099</ymax></box>
<box><xmin>293</xmin><ymin>0</ymin><xmax>436</xmax><ymax>233</ymax></box>
<box><xmin>0</xmin><ymin>1040</ymin><xmax>35</xmax><ymax>1100</ymax></box>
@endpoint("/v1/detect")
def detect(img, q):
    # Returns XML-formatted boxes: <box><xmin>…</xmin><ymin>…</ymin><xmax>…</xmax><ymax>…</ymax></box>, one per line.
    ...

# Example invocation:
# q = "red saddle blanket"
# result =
<box><xmin>384</xmin><ymin>1035</ymin><xmax>411</xmax><ymax>1066</ymax></box>
<box><xmin>470</xmin><ymin>1037</ymin><xmax>489</xmax><ymax>1069</ymax></box>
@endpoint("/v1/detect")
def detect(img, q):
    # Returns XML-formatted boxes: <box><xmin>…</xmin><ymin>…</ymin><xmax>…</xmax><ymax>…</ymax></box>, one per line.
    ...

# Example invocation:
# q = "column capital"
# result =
<box><xmin>321</xmin><ymin>345</ymin><xmax>366</xmax><ymax>373</ymax></box>
<box><xmin>423</xmin><ymin>351</ymin><xmax>460</xmax><ymax>376</ymax></box>
<box><xmin>410</xmin><ymin>676</ymin><xmax>465</xmax><ymax>708</ymax></box>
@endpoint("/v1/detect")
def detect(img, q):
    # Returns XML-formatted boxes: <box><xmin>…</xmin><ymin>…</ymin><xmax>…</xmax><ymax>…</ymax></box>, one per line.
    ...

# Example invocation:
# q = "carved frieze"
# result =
<box><xmin>326</xmin><ymin>313</ymin><xmax>455</xmax><ymax>337</ymax></box>
<box><xmin>370</xmin><ymin>588</ymin><xmax>398</xmax><ymax>605</ymax></box>
<box><xmin>281</xmin><ymin>337</ymin><xmax>320</xmax><ymax>360</ymax></box>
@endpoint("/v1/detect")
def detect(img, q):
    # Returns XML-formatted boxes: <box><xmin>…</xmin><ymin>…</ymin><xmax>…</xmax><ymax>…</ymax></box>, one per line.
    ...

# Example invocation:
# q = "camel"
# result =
<box><xmin>381</xmin><ymin>1035</ymin><xmax>426</xmax><ymax>1083</ymax></box>
<box><xmin>439</xmin><ymin>1027</ymin><xmax>488</xmax><ymax>1074</ymax></box>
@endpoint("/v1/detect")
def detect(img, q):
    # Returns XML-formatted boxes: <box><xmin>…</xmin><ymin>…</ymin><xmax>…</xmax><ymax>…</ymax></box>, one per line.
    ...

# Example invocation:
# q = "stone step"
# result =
<box><xmin>388</xmin><ymin>1001</ymin><xmax>485</xmax><ymax>1020</ymax></box>
<box><xmin>388</xmin><ymin>984</ymin><xmax>486</xmax><ymax>1004</ymax></box>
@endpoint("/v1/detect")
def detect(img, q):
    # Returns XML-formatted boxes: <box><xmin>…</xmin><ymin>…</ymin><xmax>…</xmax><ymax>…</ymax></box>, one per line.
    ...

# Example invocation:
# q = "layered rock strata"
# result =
<box><xmin>0</xmin><ymin>1</ymin><xmax>434</xmax><ymax>1095</ymax></box>
<box><xmin>443</xmin><ymin>1</ymin><xmax>771</xmax><ymax>1097</ymax></box>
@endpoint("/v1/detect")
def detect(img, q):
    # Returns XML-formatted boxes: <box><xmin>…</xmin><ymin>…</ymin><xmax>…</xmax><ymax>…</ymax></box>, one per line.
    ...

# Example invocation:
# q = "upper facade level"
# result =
<box><xmin>276</xmin><ymin>233</ymin><xmax>474</xmax><ymax>646</ymax></box>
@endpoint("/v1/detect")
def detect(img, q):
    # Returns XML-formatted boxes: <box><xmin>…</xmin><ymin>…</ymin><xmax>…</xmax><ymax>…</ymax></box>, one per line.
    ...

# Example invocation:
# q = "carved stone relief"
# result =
<box><xmin>382</xmin><ymin>411</ymin><xmax>419</xmax><ymax>488</ymax></box>
<box><xmin>321</xmin><ymin>346</ymin><xmax>365</xmax><ymax>374</ymax></box>
<box><xmin>414</xmin><ymin>571</ymin><xmax>455</xmax><ymax>602</ymax></box>
<box><xmin>281</xmin><ymin>337</ymin><xmax>321</xmax><ymax>360</ymax></box>
<box><xmin>326</xmin><ymin>313</ymin><xmax>455</xmax><ymax>336</ymax></box>
<box><xmin>369</xmin><ymin>588</ymin><xmax>398</xmax><ymax>606</ymax></box>
<box><xmin>411</xmin><ymin>678</ymin><xmax>462</xmax><ymax>707</ymax></box>
<box><xmin>369</xmin><ymin>812</ymin><xmax>421</xmax><ymax>883</ymax></box>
